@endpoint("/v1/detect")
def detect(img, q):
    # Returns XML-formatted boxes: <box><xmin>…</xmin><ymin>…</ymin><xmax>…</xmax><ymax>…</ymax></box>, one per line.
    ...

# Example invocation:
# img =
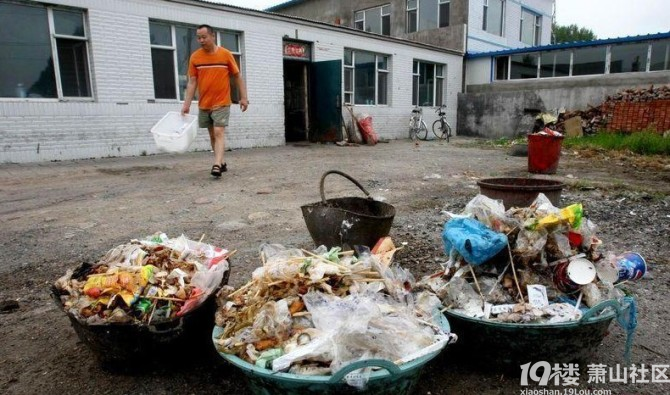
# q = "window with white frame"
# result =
<box><xmin>407</xmin><ymin>0</ymin><xmax>449</xmax><ymax>33</ymax></box>
<box><xmin>344</xmin><ymin>49</ymin><xmax>389</xmax><ymax>105</ymax></box>
<box><xmin>354</xmin><ymin>4</ymin><xmax>390</xmax><ymax>36</ymax></box>
<box><xmin>496</xmin><ymin>39</ymin><xmax>669</xmax><ymax>81</ymax></box>
<box><xmin>483</xmin><ymin>0</ymin><xmax>504</xmax><ymax>36</ymax></box>
<box><xmin>650</xmin><ymin>39</ymin><xmax>670</xmax><ymax>71</ymax></box>
<box><xmin>407</xmin><ymin>0</ymin><xmax>418</xmax><ymax>33</ymax></box>
<box><xmin>439</xmin><ymin>0</ymin><xmax>450</xmax><ymax>28</ymax></box>
<box><xmin>610</xmin><ymin>42</ymin><xmax>649</xmax><ymax>73</ymax></box>
<box><xmin>0</xmin><ymin>1</ymin><xmax>91</xmax><ymax>99</ymax></box>
<box><xmin>412</xmin><ymin>60</ymin><xmax>444</xmax><ymax>106</ymax></box>
<box><xmin>149</xmin><ymin>21</ymin><xmax>242</xmax><ymax>101</ymax></box>
<box><xmin>520</xmin><ymin>8</ymin><xmax>541</xmax><ymax>45</ymax></box>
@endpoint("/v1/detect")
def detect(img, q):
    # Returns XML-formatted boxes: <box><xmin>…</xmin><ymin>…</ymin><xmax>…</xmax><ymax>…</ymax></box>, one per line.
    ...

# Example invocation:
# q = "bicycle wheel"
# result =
<box><xmin>408</xmin><ymin>121</ymin><xmax>417</xmax><ymax>141</ymax></box>
<box><xmin>432</xmin><ymin>120</ymin><xmax>451</xmax><ymax>142</ymax></box>
<box><xmin>417</xmin><ymin>120</ymin><xmax>429</xmax><ymax>140</ymax></box>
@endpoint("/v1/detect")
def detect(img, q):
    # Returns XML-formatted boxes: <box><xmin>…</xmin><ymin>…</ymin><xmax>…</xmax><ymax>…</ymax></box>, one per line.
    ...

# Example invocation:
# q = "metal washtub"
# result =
<box><xmin>301</xmin><ymin>170</ymin><xmax>395</xmax><ymax>249</ymax></box>
<box><xmin>477</xmin><ymin>177</ymin><xmax>565</xmax><ymax>208</ymax></box>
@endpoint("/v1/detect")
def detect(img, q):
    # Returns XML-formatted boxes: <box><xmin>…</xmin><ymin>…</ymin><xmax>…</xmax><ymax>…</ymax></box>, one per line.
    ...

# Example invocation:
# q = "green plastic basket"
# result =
<box><xmin>444</xmin><ymin>299</ymin><xmax>626</xmax><ymax>370</ymax></box>
<box><xmin>212</xmin><ymin>314</ymin><xmax>451</xmax><ymax>395</ymax></box>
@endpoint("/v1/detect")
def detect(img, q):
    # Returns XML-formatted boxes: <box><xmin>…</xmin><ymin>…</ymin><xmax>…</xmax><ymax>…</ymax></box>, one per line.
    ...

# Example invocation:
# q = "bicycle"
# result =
<box><xmin>431</xmin><ymin>104</ymin><xmax>452</xmax><ymax>142</ymax></box>
<box><xmin>408</xmin><ymin>106</ymin><xmax>428</xmax><ymax>141</ymax></box>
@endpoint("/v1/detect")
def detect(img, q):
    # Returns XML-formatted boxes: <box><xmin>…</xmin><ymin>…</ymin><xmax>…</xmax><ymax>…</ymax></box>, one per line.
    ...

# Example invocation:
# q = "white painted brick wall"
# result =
<box><xmin>0</xmin><ymin>0</ymin><xmax>462</xmax><ymax>163</ymax></box>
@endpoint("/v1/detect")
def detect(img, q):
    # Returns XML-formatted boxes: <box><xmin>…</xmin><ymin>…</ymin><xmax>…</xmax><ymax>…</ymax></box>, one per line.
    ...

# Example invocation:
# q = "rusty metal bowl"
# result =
<box><xmin>301</xmin><ymin>170</ymin><xmax>395</xmax><ymax>249</ymax></box>
<box><xmin>477</xmin><ymin>177</ymin><xmax>565</xmax><ymax>208</ymax></box>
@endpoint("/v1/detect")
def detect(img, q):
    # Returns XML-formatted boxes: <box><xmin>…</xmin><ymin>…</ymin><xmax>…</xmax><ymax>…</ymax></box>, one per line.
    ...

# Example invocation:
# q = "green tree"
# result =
<box><xmin>552</xmin><ymin>22</ymin><xmax>597</xmax><ymax>44</ymax></box>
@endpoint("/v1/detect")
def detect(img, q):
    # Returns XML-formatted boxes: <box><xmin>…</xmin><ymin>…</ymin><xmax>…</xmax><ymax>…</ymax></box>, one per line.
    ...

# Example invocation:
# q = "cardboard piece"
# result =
<box><xmin>564</xmin><ymin>116</ymin><xmax>583</xmax><ymax>137</ymax></box>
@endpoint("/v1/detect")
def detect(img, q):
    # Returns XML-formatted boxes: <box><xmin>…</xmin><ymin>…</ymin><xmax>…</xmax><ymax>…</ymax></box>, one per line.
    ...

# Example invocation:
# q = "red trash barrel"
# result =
<box><xmin>528</xmin><ymin>134</ymin><xmax>563</xmax><ymax>174</ymax></box>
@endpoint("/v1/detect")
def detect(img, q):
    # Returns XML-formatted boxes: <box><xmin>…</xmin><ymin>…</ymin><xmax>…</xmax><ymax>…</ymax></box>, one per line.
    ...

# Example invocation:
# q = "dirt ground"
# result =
<box><xmin>1</xmin><ymin>138</ymin><xmax>669</xmax><ymax>395</ymax></box>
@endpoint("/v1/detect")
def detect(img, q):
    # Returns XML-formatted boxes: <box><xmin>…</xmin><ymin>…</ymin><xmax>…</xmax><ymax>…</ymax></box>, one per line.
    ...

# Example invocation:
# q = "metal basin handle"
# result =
<box><xmin>320</xmin><ymin>170</ymin><xmax>371</xmax><ymax>204</ymax></box>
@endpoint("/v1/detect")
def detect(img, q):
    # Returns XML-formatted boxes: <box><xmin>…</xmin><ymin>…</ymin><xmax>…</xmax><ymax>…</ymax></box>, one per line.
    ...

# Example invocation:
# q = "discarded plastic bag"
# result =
<box><xmin>355</xmin><ymin>113</ymin><xmax>379</xmax><ymax>145</ymax></box>
<box><xmin>462</xmin><ymin>194</ymin><xmax>514</xmax><ymax>231</ymax></box>
<box><xmin>442</xmin><ymin>217</ymin><xmax>508</xmax><ymax>265</ymax></box>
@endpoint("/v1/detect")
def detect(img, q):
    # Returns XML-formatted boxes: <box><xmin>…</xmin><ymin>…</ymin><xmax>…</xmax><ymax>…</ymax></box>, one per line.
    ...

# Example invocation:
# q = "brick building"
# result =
<box><xmin>267</xmin><ymin>0</ymin><xmax>555</xmax><ymax>53</ymax></box>
<box><xmin>0</xmin><ymin>0</ymin><xmax>462</xmax><ymax>163</ymax></box>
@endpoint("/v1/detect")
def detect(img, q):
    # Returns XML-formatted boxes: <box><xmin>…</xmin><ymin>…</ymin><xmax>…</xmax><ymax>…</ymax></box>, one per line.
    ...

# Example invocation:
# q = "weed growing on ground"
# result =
<box><xmin>563</xmin><ymin>131</ymin><xmax>670</xmax><ymax>156</ymax></box>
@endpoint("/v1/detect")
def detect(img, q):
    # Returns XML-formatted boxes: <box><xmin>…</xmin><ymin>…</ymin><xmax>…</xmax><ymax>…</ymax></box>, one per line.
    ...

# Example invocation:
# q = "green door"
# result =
<box><xmin>309</xmin><ymin>60</ymin><xmax>342</xmax><ymax>142</ymax></box>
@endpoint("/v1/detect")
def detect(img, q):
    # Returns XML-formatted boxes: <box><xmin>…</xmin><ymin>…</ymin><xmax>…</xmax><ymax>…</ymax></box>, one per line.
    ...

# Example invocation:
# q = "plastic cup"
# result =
<box><xmin>552</xmin><ymin>260</ymin><xmax>580</xmax><ymax>294</ymax></box>
<box><xmin>615</xmin><ymin>252</ymin><xmax>647</xmax><ymax>283</ymax></box>
<box><xmin>567</xmin><ymin>258</ymin><xmax>596</xmax><ymax>285</ymax></box>
<box><xmin>594</xmin><ymin>259</ymin><xmax>619</xmax><ymax>283</ymax></box>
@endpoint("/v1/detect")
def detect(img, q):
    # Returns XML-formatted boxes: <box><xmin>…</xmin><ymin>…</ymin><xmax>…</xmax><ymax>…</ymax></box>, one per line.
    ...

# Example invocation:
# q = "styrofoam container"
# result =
<box><xmin>151</xmin><ymin>112</ymin><xmax>198</xmax><ymax>153</ymax></box>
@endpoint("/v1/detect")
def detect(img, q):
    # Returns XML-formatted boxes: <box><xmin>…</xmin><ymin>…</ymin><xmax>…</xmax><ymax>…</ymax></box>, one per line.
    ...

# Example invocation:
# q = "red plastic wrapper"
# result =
<box><xmin>356</xmin><ymin>116</ymin><xmax>379</xmax><ymax>145</ymax></box>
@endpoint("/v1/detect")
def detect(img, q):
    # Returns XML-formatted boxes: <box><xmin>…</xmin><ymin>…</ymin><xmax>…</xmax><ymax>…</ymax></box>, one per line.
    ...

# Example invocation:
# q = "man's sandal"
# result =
<box><xmin>210</xmin><ymin>164</ymin><xmax>222</xmax><ymax>177</ymax></box>
<box><xmin>220</xmin><ymin>162</ymin><xmax>228</xmax><ymax>172</ymax></box>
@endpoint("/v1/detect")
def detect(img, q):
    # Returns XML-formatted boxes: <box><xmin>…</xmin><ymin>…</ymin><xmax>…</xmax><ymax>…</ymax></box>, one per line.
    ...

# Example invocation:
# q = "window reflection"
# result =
<box><xmin>0</xmin><ymin>3</ymin><xmax>56</xmax><ymax>98</ymax></box>
<box><xmin>572</xmin><ymin>47</ymin><xmax>606</xmax><ymax>76</ymax></box>
<box><xmin>610</xmin><ymin>43</ymin><xmax>648</xmax><ymax>73</ymax></box>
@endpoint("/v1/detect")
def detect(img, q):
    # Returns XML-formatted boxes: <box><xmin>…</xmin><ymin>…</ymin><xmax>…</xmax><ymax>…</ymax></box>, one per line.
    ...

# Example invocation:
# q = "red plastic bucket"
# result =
<box><xmin>528</xmin><ymin>134</ymin><xmax>563</xmax><ymax>174</ymax></box>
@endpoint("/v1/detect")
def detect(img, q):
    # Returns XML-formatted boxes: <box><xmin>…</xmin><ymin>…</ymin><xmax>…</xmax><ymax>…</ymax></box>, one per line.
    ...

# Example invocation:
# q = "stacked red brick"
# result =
<box><xmin>605</xmin><ymin>86</ymin><xmax>670</xmax><ymax>133</ymax></box>
<box><xmin>560</xmin><ymin>85</ymin><xmax>670</xmax><ymax>135</ymax></box>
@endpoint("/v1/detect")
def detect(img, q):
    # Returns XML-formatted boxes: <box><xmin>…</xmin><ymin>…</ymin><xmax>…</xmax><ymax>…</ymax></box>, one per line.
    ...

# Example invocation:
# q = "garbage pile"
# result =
<box><xmin>531</xmin><ymin>112</ymin><xmax>564</xmax><ymax>137</ymax></box>
<box><xmin>419</xmin><ymin>194</ymin><xmax>645</xmax><ymax>324</ymax></box>
<box><xmin>54</xmin><ymin>233</ymin><xmax>230</xmax><ymax>325</ymax></box>
<box><xmin>213</xmin><ymin>242</ymin><xmax>456</xmax><ymax>377</ymax></box>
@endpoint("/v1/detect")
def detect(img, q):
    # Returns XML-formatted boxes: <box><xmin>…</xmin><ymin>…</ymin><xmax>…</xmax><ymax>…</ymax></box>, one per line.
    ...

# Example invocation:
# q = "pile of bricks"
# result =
<box><xmin>560</xmin><ymin>85</ymin><xmax>670</xmax><ymax>134</ymax></box>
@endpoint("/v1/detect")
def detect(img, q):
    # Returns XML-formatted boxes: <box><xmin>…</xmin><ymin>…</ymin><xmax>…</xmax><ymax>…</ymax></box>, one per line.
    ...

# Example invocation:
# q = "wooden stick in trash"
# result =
<box><xmin>199</xmin><ymin>233</ymin><xmax>206</xmax><ymax>243</ymax></box>
<box><xmin>144</xmin><ymin>295</ymin><xmax>185</xmax><ymax>302</ymax></box>
<box><xmin>574</xmin><ymin>291</ymin><xmax>583</xmax><ymax>313</ymax></box>
<box><xmin>489</xmin><ymin>262</ymin><xmax>511</xmax><ymax>296</ymax></box>
<box><xmin>147</xmin><ymin>300</ymin><xmax>158</xmax><ymax>325</ymax></box>
<box><xmin>506</xmin><ymin>242</ymin><xmax>524</xmax><ymax>303</ymax></box>
<box><xmin>469</xmin><ymin>265</ymin><xmax>485</xmax><ymax>301</ymax></box>
<box><xmin>300</xmin><ymin>249</ymin><xmax>351</xmax><ymax>271</ymax></box>
<box><xmin>440</xmin><ymin>304</ymin><xmax>454</xmax><ymax>312</ymax></box>
<box><xmin>223</xmin><ymin>249</ymin><xmax>237</xmax><ymax>260</ymax></box>
<box><xmin>228</xmin><ymin>280</ymin><xmax>255</xmax><ymax>298</ymax></box>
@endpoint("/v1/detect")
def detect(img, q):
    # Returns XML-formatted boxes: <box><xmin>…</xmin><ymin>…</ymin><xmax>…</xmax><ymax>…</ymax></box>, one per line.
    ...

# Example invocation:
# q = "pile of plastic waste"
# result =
<box><xmin>54</xmin><ymin>233</ymin><xmax>230</xmax><ymax>325</ymax></box>
<box><xmin>418</xmin><ymin>194</ymin><xmax>645</xmax><ymax>324</ymax></box>
<box><xmin>213</xmin><ymin>241</ymin><xmax>456</xmax><ymax>377</ymax></box>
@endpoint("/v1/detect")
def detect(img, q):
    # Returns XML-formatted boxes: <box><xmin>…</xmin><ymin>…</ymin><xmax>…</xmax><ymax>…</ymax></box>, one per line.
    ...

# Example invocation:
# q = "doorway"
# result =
<box><xmin>283</xmin><ymin>60</ymin><xmax>309</xmax><ymax>142</ymax></box>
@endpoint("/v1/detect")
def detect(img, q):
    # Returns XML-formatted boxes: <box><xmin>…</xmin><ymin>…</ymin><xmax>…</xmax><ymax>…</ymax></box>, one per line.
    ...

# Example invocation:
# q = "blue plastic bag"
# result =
<box><xmin>442</xmin><ymin>218</ymin><xmax>508</xmax><ymax>266</ymax></box>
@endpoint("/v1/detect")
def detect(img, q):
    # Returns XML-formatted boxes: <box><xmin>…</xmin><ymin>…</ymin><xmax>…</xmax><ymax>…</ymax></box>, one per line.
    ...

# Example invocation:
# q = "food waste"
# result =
<box><xmin>420</xmin><ymin>193</ymin><xmax>640</xmax><ymax>324</ymax></box>
<box><xmin>54</xmin><ymin>233</ymin><xmax>230</xmax><ymax>325</ymax></box>
<box><xmin>213</xmin><ymin>241</ymin><xmax>456</xmax><ymax>377</ymax></box>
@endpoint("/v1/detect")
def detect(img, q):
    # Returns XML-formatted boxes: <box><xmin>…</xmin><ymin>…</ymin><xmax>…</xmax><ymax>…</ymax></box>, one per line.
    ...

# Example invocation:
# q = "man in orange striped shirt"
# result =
<box><xmin>181</xmin><ymin>24</ymin><xmax>249</xmax><ymax>177</ymax></box>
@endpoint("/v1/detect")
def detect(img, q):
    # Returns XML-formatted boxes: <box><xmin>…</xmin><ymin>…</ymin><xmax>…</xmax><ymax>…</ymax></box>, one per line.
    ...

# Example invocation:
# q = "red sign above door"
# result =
<box><xmin>283</xmin><ymin>41</ymin><xmax>311</xmax><ymax>60</ymax></box>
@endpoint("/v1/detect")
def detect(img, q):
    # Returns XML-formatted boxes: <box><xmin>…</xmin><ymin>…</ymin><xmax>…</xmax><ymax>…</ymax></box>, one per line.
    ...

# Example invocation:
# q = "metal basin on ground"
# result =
<box><xmin>301</xmin><ymin>170</ymin><xmax>395</xmax><ymax>249</ymax></box>
<box><xmin>477</xmin><ymin>177</ymin><xmax>565</xmax><ymax>208</ymax></box>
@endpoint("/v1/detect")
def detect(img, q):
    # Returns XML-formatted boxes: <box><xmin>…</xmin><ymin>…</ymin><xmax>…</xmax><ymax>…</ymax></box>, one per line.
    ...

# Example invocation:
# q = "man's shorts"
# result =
<box><xmin>198</xmin><ymin>106</ymin><xmax>230</xmax><ymax>128</ymax></box>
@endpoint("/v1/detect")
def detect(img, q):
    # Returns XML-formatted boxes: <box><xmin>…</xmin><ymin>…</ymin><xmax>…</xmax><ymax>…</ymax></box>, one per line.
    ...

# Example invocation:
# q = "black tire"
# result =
<box><xmin>432</xmin><ymin>120</ymin><xmax>451</xmax><ymax>142</ymax></box>
<box><xmin>417</xmin><ymin>121</ymin><xmax>429</xmax><ymax>140</ymax></box>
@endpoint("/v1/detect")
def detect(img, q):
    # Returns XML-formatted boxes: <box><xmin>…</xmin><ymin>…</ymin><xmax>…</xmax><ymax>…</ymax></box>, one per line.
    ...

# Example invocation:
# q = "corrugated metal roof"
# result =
<box><xmin>265</xmin><ymin>0</ymin><xmax>306</xmax><ymax>11</ymax></box>
<box><xmin>193</xmin><ymin>0</ymin><xmax>304</xmax><ymax>12</ymax></box>
<box><xmin>467</xmin><ymin>31</ymin><xmax>670</xmax><ymax>58</ymax></box>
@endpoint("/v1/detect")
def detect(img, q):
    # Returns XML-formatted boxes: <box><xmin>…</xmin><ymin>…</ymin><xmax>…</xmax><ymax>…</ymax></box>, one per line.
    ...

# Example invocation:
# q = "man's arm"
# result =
<box><xmin>181</xmin><ymin>76</ymin><xmax>197</xmax><ymax>115</ymax></box>
<box><xmin>233</xmin><ymin>74</ymin><xmax>249</xmax><ymax>112</ymax></box>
